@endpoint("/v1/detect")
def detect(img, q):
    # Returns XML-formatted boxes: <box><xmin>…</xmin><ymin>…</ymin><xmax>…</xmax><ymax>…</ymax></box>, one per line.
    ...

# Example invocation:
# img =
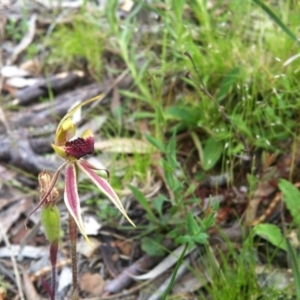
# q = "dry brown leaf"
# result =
<box><xmin>133</xmin><ymin>245</ymin><xmax>194</xmax><ymax>280</ymax></box>
<box><xmin>137</xmin><ymin>119</ymin><xmax>150</xmax><ymax>135</ymax></box>
<box><xmin>0</xmin><ymin>198</ymin><xmax>31</xmax><ymax>243</ymax></box>
<box><xmin>113</xmin><ymin>240</ymin><xmax>133</xmax><ymax>256</ymax></box>
<box><xmin>22</xmin><ymin>270</ymin><xmax>40</xmax><ymax>300</ymax></box>
<box><xmin>20</xmin><ymin>59</ymin><xmax>41</xmax><ymax>76</ymax></box>
<box><xmin>172</xmin><ymin>271</ymin><xmax>206</xmax><ymax>295</ymax></box>
<box><xmin>80</xmin><ymin>273</ymin><xmax>105</xmax><ymax>296</ymax></box>
<box><xmin>0</xmin><ymin>107</ymin><xmax>10</xmax><ymax>133</ymax></box>
<box><xmin>103</xmin><ymin>254</ymin><xmax>154</xmax><ymax>295</ymax></box>
<box><xmin>77</xmin><ymin>237</ymin><xmax>101</xmax><ymax>258</ymax></box>
<box><xmin>147</xmin><ymin>258</ymin><xmax>190</xmax><ymax>300</ymax></box>
<box><xmin>137</xmin><ymin>274</ymin><xmax>169</xmax><ymax>300</ymax></box>
<box><xmin>11</xmin><ymin>223</ymin><xmax>29</xmax><ymax>245</ymax></box>
<box><xmin>120</xmin><ymin>0</ymin><xmax>134</xmax><ymax>12</ymax></box>
<box><xmin>0</xmin><ymin>287</ymin><xmax>6</xmax><ymax>300</ymax></box>
<box><xmin>101</xmin><ymin>234</ymin><xmax>120</xmax><ymax>278</ymax></box>
<box><xmin>245</xmin><ymin>181</ymin><xmax>276</xmax><ymax>224</ymax></box>
<box><xmin>30</xmin><ymin>259</ymin><xmax>71</xmax><ymax>282</ymax></box>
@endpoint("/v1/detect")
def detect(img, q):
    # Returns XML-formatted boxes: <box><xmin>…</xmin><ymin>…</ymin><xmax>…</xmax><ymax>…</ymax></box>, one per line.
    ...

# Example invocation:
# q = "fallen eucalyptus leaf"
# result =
<box><xmin>132</xmin><ymin>245</ymin><xmax>194</xmax><ymax>280</ymax></box>
<box><xmin>95</xmin><ymin>138</ymin><xmax>154</xmax><ymax>154</ymax></box>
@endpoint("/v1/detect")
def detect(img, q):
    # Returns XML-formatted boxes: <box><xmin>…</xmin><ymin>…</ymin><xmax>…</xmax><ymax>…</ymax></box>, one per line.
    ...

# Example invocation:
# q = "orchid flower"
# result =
<box><xmin>26</xmin><ymin>96</ymin><xmax>135</xmax><ymax>246</ymax></box>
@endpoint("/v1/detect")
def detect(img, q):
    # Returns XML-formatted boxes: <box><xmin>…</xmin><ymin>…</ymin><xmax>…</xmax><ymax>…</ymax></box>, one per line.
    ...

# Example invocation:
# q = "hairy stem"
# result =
<box><xmin>69</xmin><ymin>213</ymin><xmax>78</xmax><ymax>299</ymax></box>
<box><xmin>50</xmin><ymin>241</ymin><xmax>58</xmax><ymax>300</ymax></box>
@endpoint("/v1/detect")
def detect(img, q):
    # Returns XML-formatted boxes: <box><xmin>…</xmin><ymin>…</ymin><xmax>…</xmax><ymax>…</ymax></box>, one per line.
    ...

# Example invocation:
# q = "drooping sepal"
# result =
<box><xmin>64</xmin><ymin>163</ymin><xmax>92</xmax><ymax>246</ymax></box>
<box><xmin>77</xmin><ymin>160</ymin><xmax>136</xmax><ymax>227</ymax></box>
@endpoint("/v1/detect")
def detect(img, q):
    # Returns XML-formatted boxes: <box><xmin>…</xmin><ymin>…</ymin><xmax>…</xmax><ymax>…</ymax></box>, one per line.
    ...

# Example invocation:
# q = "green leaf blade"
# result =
<box><xmin>253</xmin><ymin>223</ymin><xmax>287</xmax><ymax>251</ymax></box>
<box><xmin>202</xmin><ymin>137</ymin><xmax>223</xmax><ymax>171</ymax></box>
<box><xmin>279</xmin><ymin>179</ymin><xmax>300</xmax><ymax>226</ymax></box>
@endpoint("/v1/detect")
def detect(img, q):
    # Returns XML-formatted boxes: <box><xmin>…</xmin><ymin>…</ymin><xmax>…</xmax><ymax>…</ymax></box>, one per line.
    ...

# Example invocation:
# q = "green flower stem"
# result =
<box><xmin>68</xmin><ymin>213</ymin><xmax>79</xmax><ymax>298</ymax></box>
<box><xmin>41</xmin><ymin>205</ymin><xmax>61</xmax><ymax>300</ymax></box>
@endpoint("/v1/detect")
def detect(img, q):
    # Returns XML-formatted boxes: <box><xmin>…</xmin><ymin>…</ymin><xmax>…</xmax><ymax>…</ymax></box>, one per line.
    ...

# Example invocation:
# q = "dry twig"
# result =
<box><xmin>9</xmin><ymin>14</ymin><xmax>37</xmax><ymax>64</ymax></box>
<box><xmin>0</xmin><ymin>221</ymin><xmax>25</xmax><ymax>300</ymax></box>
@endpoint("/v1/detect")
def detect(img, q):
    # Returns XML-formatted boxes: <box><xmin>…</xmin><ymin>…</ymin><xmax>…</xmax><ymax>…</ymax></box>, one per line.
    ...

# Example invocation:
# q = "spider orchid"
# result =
<box><xmin>26</xmin><ymin>96</ymin><xmax>135</xmax><ymax>246</ymax></box>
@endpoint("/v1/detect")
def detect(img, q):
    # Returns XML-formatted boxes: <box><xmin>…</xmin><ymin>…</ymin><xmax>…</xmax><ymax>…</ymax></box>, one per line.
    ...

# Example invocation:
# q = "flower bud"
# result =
<box><xmin>41</xmin><ymin>206</ymin><xmax>61</xmax><ymax>243</ymax></box>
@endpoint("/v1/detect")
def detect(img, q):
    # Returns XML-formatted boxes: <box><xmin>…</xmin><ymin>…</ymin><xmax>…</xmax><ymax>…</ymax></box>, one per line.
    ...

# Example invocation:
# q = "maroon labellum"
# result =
<box><xmin>65</xmin><ymin>136</ymin><xmax>94</xmax><ymax>159</ymax></box>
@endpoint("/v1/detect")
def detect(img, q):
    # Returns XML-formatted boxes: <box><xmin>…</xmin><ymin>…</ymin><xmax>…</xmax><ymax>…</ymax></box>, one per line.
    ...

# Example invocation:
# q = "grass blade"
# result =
<box><xmin>252</xmin><ymin>0</ymin><xmax>299</xmax><ymax>44</ymax></box>
<box><xmin>129</xmin><ymin>185</ymin><xmax>159</xmax><ymax>223</ymax></box>
<box><xmin>160</xmin><ymin>243</ymin><xmax>188</xmax><ymax>300</ymax></box>
<box><xmin>286</xmin><ymin>239</ymin><xmax>300</xmax><ymax>298</ymax></box>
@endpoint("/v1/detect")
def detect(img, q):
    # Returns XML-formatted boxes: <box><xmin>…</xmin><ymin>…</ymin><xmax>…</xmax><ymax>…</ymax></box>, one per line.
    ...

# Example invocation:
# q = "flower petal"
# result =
<box><xmin>55</xmin><ymin>94</ymin><xmax>103</xmax><ymax>145</ymax></box>
<box><xmin>64</xmin><ymin>163</ymin><xmax>92</xmax><ymax>246</ymax></box>
<box><xmin>52</xmin><ymin>144</ymin><xmax>76</xmax><ymax>161</ymax></box>
<box><xmin>55</xmin><ymin>118</ymin><xmax>76</xmax><ymax>146</ymax></box>
<box><xmin>81</xmin><ymin>129</ymin><xmax>93</xmax><ymax>139</ymax></box>
<box><xmin>77</xmin><ymin>160</ymin><xmax>135</xmax><ymax>227</ymax></box>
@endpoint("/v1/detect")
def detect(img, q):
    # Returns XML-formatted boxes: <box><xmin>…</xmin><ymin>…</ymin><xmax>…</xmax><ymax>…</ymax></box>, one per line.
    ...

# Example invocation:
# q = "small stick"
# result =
<box><xmin>87</xmin><ymin>279</ymin><xmax>155</xmax><ymax>300</ymax></box>
<box><xmin>68</xmin><ymin>214</ymin><xmax>79</xmax><ymax>299</ymax></box>
<box><xmin>9</xmin><ymin>14</ymin><xmax>37</xmax><ymax>64</ymax></box>
<box><xmin>251</xmin><ymin>181</ymin><xmax>300</xmax><ymax>225</ymax></box>
<box><xmin>0</xmin><ymin>221</ymin><xmax>25</xmax><ymax>300</ymax></box>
